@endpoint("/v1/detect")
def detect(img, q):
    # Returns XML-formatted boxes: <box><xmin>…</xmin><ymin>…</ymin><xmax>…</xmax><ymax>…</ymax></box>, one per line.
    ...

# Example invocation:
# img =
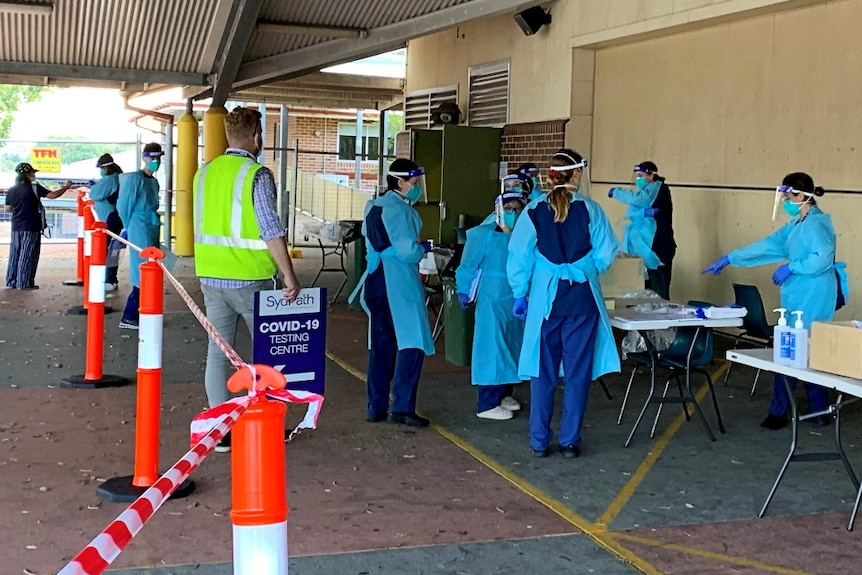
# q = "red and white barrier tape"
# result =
<box><xmin>57</xmin><ymin>403</ymin><xmax>245</xmax><ymax>575</ymax></box>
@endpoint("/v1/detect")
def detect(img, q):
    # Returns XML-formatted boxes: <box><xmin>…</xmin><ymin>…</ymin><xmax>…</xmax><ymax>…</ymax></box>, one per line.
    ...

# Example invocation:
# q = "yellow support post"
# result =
<box><xmin>203</xmin><ymin>105</ymin><xmax>228</xmax><ymax>162</ymax></box>
<box><xmin>174</xmin><ymin>113</ymin><xmax>199</xmax><ymax>256</ymax></box>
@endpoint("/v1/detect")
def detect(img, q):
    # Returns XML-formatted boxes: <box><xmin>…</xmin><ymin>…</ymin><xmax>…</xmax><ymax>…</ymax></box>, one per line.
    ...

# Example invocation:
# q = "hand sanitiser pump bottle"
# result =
<box><xmin>788</xmin><ymin>310</ymin><xmax>809</xmax><ymax>369</ymax></box>
<box><xmin>773</xmin><ymin>308</ymin><xmax>790</xmax><ymax>365</ymax></box>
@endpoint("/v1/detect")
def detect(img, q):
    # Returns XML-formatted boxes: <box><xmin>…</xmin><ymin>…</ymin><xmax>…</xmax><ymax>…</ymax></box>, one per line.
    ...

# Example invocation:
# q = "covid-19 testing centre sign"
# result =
<box><xmin>253</xmin><ymin>287</ymin><xmax>327</xmax><ymax>395</ymax></box>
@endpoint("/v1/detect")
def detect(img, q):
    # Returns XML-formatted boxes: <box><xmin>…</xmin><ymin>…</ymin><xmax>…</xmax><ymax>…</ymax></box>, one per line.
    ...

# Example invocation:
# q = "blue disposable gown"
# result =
<box><xmin>611</xmin><ymin>182</ymin><xmax>663</xmax><ymax>270</ymax></box>
<box><xmin>508</xmin><ymin>194</ymin><xmax>621</xmax><ymax>380</ymax></box>
<box><xmin>116</xmin><ymin>171</ymin><xmax>160</xmax><ymax>287</ymax></box>
<box><xmin>349</xmin><ymin>191</ymin><xmax>435</xmax><ymax>355</ymax></box>
<box><xmin>88</xmin><ymin>173</ymin><xmax>120</xmax><ymax>223</ymax></box>
<box><xmin>728</xmin><ymin>206</ymin><xmax>842</xmax><ymax>328</ymax></box>
<box><xmin>455</xmin><ymin>223</ymin><xmax>524</xmax><ymax>385</ymax></box>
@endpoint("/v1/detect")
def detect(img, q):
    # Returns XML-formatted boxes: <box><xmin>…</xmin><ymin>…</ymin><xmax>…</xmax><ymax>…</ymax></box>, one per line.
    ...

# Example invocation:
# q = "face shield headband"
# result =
<box><xmin>548</xmin><ymin>156</ymin><xmax>587</xmax><ymax>180</ymax></box>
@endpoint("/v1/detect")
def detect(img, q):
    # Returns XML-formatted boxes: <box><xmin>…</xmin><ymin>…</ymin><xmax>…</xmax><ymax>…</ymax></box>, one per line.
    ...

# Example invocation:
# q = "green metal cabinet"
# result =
<box><xmin>411</xmin><ymin>125</ymin><xmax>502</xmax><ymax>245</ymax></box>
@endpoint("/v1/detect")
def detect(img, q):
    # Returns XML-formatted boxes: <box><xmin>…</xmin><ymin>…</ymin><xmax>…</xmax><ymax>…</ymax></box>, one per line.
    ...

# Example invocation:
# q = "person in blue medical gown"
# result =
<box><xmin>455</xmin><ymin>180</ymin><xmax>528</xmax><ymax>420</ymax></box>
<box><xmin>508</xmin><ymin>149</ymin><xmax>621</xmax><ymax>458</ymax></box>
<box><xmin>702</xmin><ymin>172</ymin><xmax>848</xmax><ymax>429</ymax></box>
<box><xmin>479</xmin><ymin>171</ymin><xmax>532</xmax><ymax>226</ymax></box>
<box><xmin>87</xmin><ymin>153</ymin><xmax>125</xmax><ymax>291</ymax></box>
<box><xmin>607</xmin><ymin>161</ymin><xmax>674</xmax><ymax>298</ymax></box>
<box><xmin>116</xmin><ymin>142</ymin><xmax>163</xmax><ymax>329</ymax></box>
<box><xmin>350</xmin><ymin>158</ymin><xmax>435</xmax><ymax>427</ymax></box>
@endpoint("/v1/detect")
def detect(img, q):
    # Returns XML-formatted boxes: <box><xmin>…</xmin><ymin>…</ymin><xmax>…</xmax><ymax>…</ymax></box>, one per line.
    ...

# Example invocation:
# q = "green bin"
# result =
<box><xmin>341</xmin><ymin>220</ymin><xmax>366</xmax><ymax>311</ymax></box>
<box><xmin>442</xmin><ymin>279</ymin><xmax>474</xmax><ymax>366</ymax></box>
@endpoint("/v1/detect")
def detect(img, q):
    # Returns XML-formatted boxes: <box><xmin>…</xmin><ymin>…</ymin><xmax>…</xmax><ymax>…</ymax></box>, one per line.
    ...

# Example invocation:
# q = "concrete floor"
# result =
<box><xmin>2</xmin><ymin>243</ymin><xmax>862</xmax><ymax>575</ymax></box>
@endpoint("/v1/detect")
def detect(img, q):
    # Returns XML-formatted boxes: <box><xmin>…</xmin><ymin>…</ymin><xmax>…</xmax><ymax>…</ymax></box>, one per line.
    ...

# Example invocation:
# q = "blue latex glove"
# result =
<box><xmin>87</xmin><ymin>179</ymin><xmax>96</xmax><ymax>186</ymax></box>
<box><xmin>420</xmin><ymin>240</ymin><xmax>433</xmax><ymax>253</ymax></box>
<box><xmin>644</xmin><ymin>207</ymin><xmax>660</xmax><ymax>218</ymax></box>
<box><xmin>772</xmin><ymin>264</ymin><xmax>792</xmax><ymax>286</ymax></box>
<box><xmin>607</xmin><ymin>188</ymin><xmax>615</xmax><ymax>198</ymax></box>
<box><xmin>457</xmin><ymin>293</ymin><xmax>471</xmax><ymax>309</ymax></box>
<box><xmin>120</xmin><ymin>229</ymin><xmax>128</xmax><ymax>240</ymax></box>
<box><xmin>513</xmin><ymin>296</ymin><xmax>529</xmax><ymax>320</ymax></box>
<box><xmin>701</xmin><ymin>255</ymin><xmax>730</xmax><ymax>276</ymax></box>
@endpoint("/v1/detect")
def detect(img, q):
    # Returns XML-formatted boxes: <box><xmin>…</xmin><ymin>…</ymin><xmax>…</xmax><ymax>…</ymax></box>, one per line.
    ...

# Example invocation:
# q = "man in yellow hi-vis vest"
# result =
<box><xmin>193</xmin><ymin>106</ymin><xmax>301</xmax><ymax>452</ymax></box>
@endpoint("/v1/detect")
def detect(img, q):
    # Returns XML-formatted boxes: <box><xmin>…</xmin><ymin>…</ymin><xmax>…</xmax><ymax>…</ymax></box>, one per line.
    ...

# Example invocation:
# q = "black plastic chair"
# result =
<box><xmin>723</xmin><ymin>283</ymin><xmax>773</xmax><ymax>396</ymax></box>
<box><xmin>619</xmin><ymin>300</ymin><xmax>725</xmax><ymax>447</ymax></box>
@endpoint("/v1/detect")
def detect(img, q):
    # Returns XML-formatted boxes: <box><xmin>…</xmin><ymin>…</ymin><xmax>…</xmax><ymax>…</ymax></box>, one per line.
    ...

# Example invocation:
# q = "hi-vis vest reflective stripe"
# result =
<box><xmin>193</xmin><ymin>155</ymin><xmax>276</xmax><ymax>280</ymax></box>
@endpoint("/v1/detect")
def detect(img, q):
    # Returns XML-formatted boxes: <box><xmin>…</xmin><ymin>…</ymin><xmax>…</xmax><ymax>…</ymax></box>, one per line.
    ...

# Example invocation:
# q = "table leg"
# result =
<box><xmin>624</xmin><ymin>331</ymin><xmax>657</xmax><ymax>448</ymax></box>
<box><xmin>760</xmin><ymin>375</ymin><xmax>803</xmax><ymax>517</ymax></box>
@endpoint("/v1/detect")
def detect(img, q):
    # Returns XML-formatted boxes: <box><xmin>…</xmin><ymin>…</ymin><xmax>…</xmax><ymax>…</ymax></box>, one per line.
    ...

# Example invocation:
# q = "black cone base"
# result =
<box><xmin>96</xmin><ymin>475</ymin><xmax>196</xmax><ymax>503</ymax></box>
<box><xmin>62</xmin><ymin>280</ymin><xmax>84</xmax><ymax>286</ymax></box>
<box><xmin>61</xmin><ymin>374</ymin><xmax>131</xmax><ymax>389</ymax></box>
<box><xmin>65</xmin><ymin>305</ymin><xmax>115</xmax><ymax>315</ymax></box>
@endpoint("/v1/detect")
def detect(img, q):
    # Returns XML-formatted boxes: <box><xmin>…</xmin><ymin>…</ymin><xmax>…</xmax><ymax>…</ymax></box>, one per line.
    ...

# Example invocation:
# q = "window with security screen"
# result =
<box><xmin>403</xmin><ymin>84</ymin><xmax>458</xmax><ymax>129</ymax></box>
<box><xmin>468</xmin><ymin>60</ymin><xmax>510</xmax><ymax>127</ymax></box>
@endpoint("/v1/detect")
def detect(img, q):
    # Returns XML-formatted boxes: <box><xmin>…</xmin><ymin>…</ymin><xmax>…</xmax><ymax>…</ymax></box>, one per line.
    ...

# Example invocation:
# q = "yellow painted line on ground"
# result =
<box><xmin>325</xmin><ymin>351</ymin><xmax>367</xmax><ymax>382</ymax></box>
<box><xmin>596</xmin><ymin>361</ymin><xmax>729</xmax><ymax>529</ymax></box>
<box><xmin>611</xmin><ymin>532</ymin><xmax>817</xmax><ymax>575</ymax></box>
<box><xmin>434</xmin><ymin>423</ymin><xmax>664</xmax><ymax>575</ymax></box>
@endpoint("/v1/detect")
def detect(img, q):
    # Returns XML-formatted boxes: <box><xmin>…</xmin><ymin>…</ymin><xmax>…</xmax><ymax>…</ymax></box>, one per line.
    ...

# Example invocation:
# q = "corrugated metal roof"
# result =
<box><xmin>0</xmin><ymin>0</ymin><xmax>537</xmax><ymax>106</ymax></box>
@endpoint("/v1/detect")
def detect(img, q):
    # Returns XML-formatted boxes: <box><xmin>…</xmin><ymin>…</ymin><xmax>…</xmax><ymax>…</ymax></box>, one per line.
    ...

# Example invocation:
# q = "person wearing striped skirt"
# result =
<box><xmin>4</xmin><ymin>162</ymin><xmax>72</xmax><ymax>289</ymax></box>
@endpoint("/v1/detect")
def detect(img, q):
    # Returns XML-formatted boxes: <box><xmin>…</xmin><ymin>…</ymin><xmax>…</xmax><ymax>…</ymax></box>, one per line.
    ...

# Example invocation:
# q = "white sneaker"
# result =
<box><xmin>477</xmin><ymin>406</ymin><xmax>513</xmax><ymax>420</ymax></box>
<box><xmin>104</xmin><ymin>282</ymin><xmax>118</xmax><ymax>292</ymax></box>
<box><xmin>500</xmin><ymin>396</ymin><xmax>521</xmax><ymax>411</ymax></box>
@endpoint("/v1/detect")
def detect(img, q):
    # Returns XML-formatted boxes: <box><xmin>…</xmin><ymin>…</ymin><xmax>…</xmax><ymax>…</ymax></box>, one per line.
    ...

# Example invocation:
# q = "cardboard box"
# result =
<box><xmin>809</xmin><ymin>321</ymin><xmax>862</xmax><ymax>379</ymax></box>
<box><xmin>599</xmin><ymin>256</ymin><xmax>645</xmax><ymax>298</ymax></box>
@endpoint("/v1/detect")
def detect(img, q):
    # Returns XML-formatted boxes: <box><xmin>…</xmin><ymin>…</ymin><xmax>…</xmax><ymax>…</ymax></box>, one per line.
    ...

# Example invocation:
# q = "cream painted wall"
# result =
<box><xmin>405</xmin><ymin>0</ymin><xmax>576</xmax><ymax>123</ymax></box>
<box><xmin>591</xmin><ymin>0</ymin><xmax>862</xmax><ymax>319</ymax></box>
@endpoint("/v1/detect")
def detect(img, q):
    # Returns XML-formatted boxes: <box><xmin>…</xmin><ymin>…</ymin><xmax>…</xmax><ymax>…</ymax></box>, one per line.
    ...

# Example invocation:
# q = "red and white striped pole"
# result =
<box><xmin>61</xmin><ymin>222</ymin><xmax>129</xmax><ymax>389</ymax></box>
<box><xmin>96</xmin><ymin>247</ymin><xmax>194</xmax><ymax>502</ymax></box>
<box><xmin>63</xmin><ymin>189</ymin><xmax>86</xmax><ymax>286</ymax></box>
<box><xmin>228</xmin><ymin>365</ymin><xmax>289</xmax><ymax>575</ymax></box>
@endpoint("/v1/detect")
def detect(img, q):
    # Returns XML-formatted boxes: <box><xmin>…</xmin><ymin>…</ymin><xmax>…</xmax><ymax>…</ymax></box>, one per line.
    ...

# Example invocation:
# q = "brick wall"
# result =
<box><xmin>501</xmin><ymin>119</ymin><xmax>569</xmax><ymax>174</ymax></box>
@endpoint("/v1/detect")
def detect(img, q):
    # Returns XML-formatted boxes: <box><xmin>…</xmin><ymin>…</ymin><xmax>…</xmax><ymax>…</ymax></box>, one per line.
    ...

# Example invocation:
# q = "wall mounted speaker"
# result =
<box><xmin>514</xmin><ymin>6</ymin><xmax>551</xmax><ymax>36</ymax></box>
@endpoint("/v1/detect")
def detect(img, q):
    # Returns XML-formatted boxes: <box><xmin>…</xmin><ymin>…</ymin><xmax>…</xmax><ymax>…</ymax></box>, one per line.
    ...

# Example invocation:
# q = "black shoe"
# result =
<box><xmin>20</xmin><ymin>285</ymin><xmax>39</xmax><ymax>290</ymax></box>
<box><xmin>366</xmin><ymin>412</ymin><xmax>388</xmax><ymax>423</ymax></box>
<box><xmin>531</xmin><ymin>447</ymin><xmax>550</xmax><ymax>458</ymax></box>
<box><xmin>760</xmin><ymin>414</ymin><xmax>789</xmax><ymax>430</ymax></box>
<box><xmin>215</xmin><ymin>431</ymin><xmax>231</xmax><ymax>453</ymax></box>
<box><xmin>559</xmin><ymin>444</ymin><xmax>580</xmax><ymax>458</ymax></box>
<box><xmin>388</xmin><ymin>412</ymin><xmax>429</xmax><ymax>427</ymax></box>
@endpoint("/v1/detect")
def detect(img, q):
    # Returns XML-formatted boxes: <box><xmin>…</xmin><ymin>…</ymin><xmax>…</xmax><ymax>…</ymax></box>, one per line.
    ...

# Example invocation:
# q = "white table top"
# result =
<box><xmin>726</xmin><ymin>348</ymin><xmax>862</xmax><ymax>396</ymax></box>
<box><xmin>609</xmin><ymin>307</ymin><xmax>744</xmax><ymax>331</ymax></box>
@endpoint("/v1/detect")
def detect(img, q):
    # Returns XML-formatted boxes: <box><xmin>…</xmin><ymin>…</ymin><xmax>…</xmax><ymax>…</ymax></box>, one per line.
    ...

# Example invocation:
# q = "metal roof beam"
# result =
<box><xmin>210</xmin><ymin>0</ymin><xmax>265</xmax><ymax>107</ymax></box>
<box><xmin>233</xmin><ymin>0</ymin><xmax>540</xmax><ymax>89</ymax></box>
<box><xmin>0</xmin><ymin>61</ymin><xmax>207</xmax><ymax>86</ymax></box>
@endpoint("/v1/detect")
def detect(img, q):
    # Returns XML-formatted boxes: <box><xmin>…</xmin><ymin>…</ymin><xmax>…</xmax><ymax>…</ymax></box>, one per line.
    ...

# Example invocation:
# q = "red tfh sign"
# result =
<box><xmin>34</xmin><ymin>149</ymin><xmax>58</xmax><ymax>158</ymax></box>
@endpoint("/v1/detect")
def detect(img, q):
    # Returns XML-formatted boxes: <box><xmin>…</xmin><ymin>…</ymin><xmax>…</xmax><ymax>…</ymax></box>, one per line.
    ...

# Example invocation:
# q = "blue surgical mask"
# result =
<box><xmin>635</xmin><ymin>176</ymin><xmax>648</xmax><ymax>190</ymax></box>
<box><xmin>782</xmin><ymin>200</ymin><xmax>802</xmax><ymax>217</ymax></box>
<box><xmin>99</xmin><ymin>168</ymin><xmax>107</xmax><ymax>177</ymax></box>
<box><xmin>502</xmin><ymin>211</ymin><xmax>519</xmax><ymax>230</ymax></box>
<box><xmin>147</xmin><ymin>160</ymin><xmax>160</xmax><ymax>173</ymax></box>
<box><xmin>531</xmin><ymin>177</ymin><xmax>540</xmax><ymax>191</ymax></box>
<box><xmin>405</xmin><ymin>184</ymin><xmax>422</xmax><ymax>203</ymax></box>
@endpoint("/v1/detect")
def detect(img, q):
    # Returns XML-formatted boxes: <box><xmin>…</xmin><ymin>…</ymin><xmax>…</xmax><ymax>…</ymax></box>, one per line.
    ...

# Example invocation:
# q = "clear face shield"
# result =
<box><xmin>632</xmin><ymin>167</ymin><xmax>653</xmax><ymax>190</ymax></box>
<box><xmin>494</xmin><ymin>188</ymin><xmax>528</xmax><ymax>232</ymax></box>
<box><xmin>389</xmin><ymin>167</ymin><xmax>427</xmax><ymax>204</ymax></box>
<box><xmin>548</xmin><ymin>157</ymin><xmax>590</xmax><ymax>197</ymax></box>
<box><xmin>772</xmin><ymin>185</ymin><xmax>814</xmax><ymax>221</ymax></box>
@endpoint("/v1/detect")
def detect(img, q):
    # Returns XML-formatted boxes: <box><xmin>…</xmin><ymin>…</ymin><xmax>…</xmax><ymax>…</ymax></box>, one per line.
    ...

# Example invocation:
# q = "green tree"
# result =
<box><xmin>0</xmin><ymin>85</ymin><xmax>49</xmax><ymax>139</ymax></box>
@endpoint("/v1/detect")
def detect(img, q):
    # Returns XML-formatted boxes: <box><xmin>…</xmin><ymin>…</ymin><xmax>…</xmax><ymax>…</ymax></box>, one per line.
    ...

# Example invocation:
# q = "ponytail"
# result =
<box><xmin>547</xmin><ymin>185</ymin><xmax>573</xmax><ymax>223</ymax></box>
